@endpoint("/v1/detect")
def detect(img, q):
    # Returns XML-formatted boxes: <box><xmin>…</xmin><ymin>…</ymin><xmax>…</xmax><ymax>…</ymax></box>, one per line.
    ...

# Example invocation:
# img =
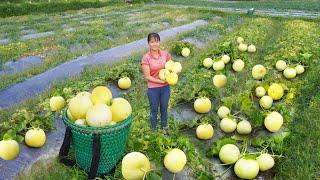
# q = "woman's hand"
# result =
<box><xmin>142</xmin><ymin>65</ymin><xmax>167</xmax><ymax>84</ymax></box>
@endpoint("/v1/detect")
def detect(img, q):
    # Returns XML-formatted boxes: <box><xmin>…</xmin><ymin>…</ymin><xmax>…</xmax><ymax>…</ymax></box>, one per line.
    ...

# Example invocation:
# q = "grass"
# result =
<box><xmin>0</xmin><ymin>0</ymin><xmax>114</xmax><ymax>18</ymax></box>
<box><xmin>0</xmin><ymin>4</ymin><xmax>214</xmax><ymax>90</ymax></box>
<box><xmin>151</xmin><ymin>0</ymin><xmax>320</xmax><ymax>12</ymax></box>
<box><xmin>271</xmin><ymin>20</ymin><xmax>320</xmax><ymax>180</ymax></box>
<box><xmin>17</xmin><ymin>157</ymin><xmax>88</xmax><ymax>180</ymax></box>
<box><xmin>275</xmin><ymin>66</ymin><xmax>320</xmax><ymax>180</ymax></box>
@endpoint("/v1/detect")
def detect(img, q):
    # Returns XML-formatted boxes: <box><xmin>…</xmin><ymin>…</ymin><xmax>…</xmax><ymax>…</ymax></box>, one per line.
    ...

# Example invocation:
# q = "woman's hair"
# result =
<box><xmin>147</xmin><ymin>32</ymin><xmax>160</xmax><ymax>43</ymax></box>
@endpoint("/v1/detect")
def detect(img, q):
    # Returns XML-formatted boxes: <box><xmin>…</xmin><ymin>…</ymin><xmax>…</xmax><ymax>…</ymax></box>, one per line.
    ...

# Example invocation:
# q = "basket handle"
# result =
<box><xmin>58</xmin><ymin>126</ymin><xmax>76</xmax><ymax>166</ymax></box>
<box><xmin>88</xmin><ymin>134</ymin><xmax>101</xmax><ymax>180</ymax></box>
<box><xmin>59</xmin><ymin>127</ymin><xmax>102</xmax><ymax>179</ymax></box>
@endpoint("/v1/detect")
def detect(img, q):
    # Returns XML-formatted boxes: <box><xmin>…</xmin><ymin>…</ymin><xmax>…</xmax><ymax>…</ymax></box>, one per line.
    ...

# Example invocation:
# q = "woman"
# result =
<box><xmin>141</xmin><ymin>32</ymin><xmax>171</xmax><ymax>135</ymax></box>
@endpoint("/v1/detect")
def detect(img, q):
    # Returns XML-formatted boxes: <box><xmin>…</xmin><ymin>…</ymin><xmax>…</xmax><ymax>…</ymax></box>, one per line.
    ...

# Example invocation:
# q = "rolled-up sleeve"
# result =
<box><xmin>141</xmin><ymin>55</ymin><xmax>149</xmax><ymax>66</ymax></box>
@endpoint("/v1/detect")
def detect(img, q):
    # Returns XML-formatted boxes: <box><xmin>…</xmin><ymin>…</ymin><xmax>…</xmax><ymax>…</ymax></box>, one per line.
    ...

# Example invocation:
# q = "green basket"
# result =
<box><xmin>62</xmin><ymin>109</ymin><xmax>133</xmax><ymax>175</ymax></box>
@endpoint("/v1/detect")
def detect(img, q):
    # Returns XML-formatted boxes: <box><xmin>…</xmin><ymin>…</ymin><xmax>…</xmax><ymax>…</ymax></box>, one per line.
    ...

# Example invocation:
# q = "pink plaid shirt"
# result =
<box><xmin>141</xmin><ymin>50</ymin><xmax>172</xmax><ymax>88</ymax></box>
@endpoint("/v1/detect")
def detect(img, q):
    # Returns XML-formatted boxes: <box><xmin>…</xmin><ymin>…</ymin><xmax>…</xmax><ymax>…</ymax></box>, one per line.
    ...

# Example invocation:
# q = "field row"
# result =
<box><xmin>0</xmin><ymin>8</ymin><xmax>319</xmax><ymax>180</ymax></box>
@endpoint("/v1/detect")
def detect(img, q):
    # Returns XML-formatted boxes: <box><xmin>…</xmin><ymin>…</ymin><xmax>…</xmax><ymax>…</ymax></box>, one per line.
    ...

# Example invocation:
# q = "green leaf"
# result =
<box><xmin>272</xmin><ymin>131</ymin><xmax>291</xmax><ymax>144</ymax></box>
<box><xmin>231</xmin><ymin>134</ymin><xmax>247</xmax><ymax>141</ymax></box>
<box><xmin>196</xmin><ymin>171</ymin><xmax>214</xmax><ymax>180</ymax></box>
<box><xmin>221</xmin><ymin>96</ymin><xmax>235</xmax><ymax>109</ymax></box>
<box><xmin>207</xmin><ymin>137</ymin><xmax>236</xmax><ymax>157</ymax></box>
<box><xmin>3</xmin><ymin>129</ymin><xmax>16</xmax><ymax>140</ymax></box>
<box><xmin>23</xmin><ymin>110</ymin><xmax>33</xmax><ymax>122</ymax></box>
<box><xmin>146</xmin><ymin>171</ymin><xmax>162</xmax><ymax>180</ymax></box>
<box><xmin>171</xmin><ymin>41</ymin><xmax>194</xmax><ymax>56</ymax></box>
<box><xmin>299</xmin><ymin>52</ymin><xmax>312</xmax><ymax>60</ymax></box>
<box><xmin>243</xmin><ymin>154</ymin><xmax>258</xmax><ymax>160</ymax></box>
<box><xmin>251</xmin><ymin>137</ymin><xmax>266</xmax><ymax>147</ymax></box>
<box><xmin>15</xmin><ymin>135</ymin><xmax>24</xmax><ymax>143</ymax></box>
<box><xmin>15</xmin><ymin>120</ymin><xmax>27</xmax><ymax>132</ymax></box>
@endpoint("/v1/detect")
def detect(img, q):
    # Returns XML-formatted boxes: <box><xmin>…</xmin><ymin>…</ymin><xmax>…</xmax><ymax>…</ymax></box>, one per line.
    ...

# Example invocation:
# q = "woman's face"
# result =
<box><xmin>148</xmin><ymin>37</ymin><xmax>160</xmax><ymax>51</ymax></box>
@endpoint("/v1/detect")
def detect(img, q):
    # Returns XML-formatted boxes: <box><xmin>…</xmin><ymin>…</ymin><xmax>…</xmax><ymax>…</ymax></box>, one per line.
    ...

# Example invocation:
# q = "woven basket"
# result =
<box><xmin>62</xmin><ymin>109</ymin><xmax>133</xmax><ymax>175</ymax></box>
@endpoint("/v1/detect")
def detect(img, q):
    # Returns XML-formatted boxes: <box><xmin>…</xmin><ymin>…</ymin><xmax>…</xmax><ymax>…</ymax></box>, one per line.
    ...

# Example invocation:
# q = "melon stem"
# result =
<box><xmin>141</xmin><ymin>168</ymin><xmax>147</xmax><ymax>180</ymax></box>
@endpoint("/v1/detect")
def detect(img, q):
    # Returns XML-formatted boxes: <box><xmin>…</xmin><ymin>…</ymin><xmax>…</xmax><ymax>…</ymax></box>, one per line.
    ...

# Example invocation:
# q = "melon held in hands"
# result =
<box><xmin>172</xmin><ymin>62</ymin><xmax>182</xmax><ymax>74</ymax></box>
<box><xmin>118</xmin><ymin>77</ymin><xmax>131</xmax><ymax>90</ymax></box>
<box><xmin>110</xmin><ymin>98</ymin><xmax>132</xmax><ymax>122</ymax></box>
<box><xmin>164</xmin><ymin>148</ymin><xmax>187</xmax><ymax>173</ymax></box>
<box><xmin>166</xmin><ymin>72</ymin><xmax>178</xmax><ymax>85</ymax></box>
<box><xmin>159</xmin><ymin>69</ymin><xmax>170</xmax><ymax>81</ymax></box>
<box><xmin>194</xmin><ymin>97</ymin><xmax>211</xmax><ymax>113</ymax></box>
<box><xmin>25</xmin><ymin>128</ymin><xmax>46</xmax><ymax>148</ymax></box>
<box><xmin>165</xmin><ymin>60</ymin><xmax>175</xmax><ymax>71</ymax></box>
<box><xmin>122</xmin><ymin>152</ymin><xmax>151</xmax><ymax>180</ymax></box>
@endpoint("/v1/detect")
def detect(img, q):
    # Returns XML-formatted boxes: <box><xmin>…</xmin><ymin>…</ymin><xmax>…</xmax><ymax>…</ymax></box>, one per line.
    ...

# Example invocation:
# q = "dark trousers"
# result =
<box><xmin>147</xmin><ymin>85</ymin><xmax>170</xmax><ymax>129</ymax></box>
